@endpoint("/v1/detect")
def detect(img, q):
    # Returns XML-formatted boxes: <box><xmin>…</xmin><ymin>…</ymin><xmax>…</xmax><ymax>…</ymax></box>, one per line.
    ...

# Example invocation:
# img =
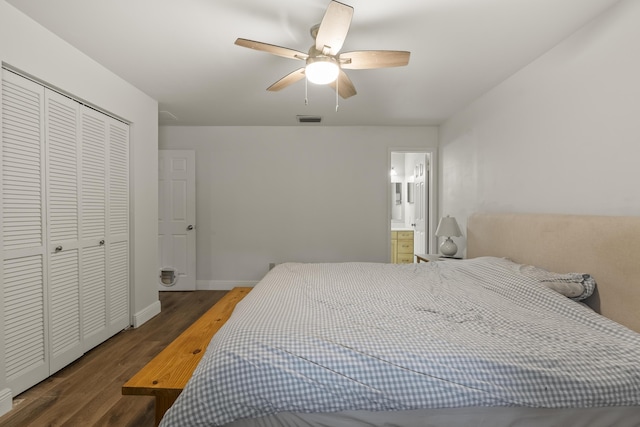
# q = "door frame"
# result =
<box><xmin>387</xmin><ymin>147</ymin><xmax>438</xmax><ymax>262</ymax></box>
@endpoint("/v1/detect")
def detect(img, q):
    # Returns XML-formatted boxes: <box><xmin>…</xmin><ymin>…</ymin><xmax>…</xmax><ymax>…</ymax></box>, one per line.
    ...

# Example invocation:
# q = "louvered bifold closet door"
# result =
<box><xmin>107</xmin><ymin>119</ymin><xmax>129</xmax><ymax>333</ymax></box>
<box><xmin>45</xmin><ymin>90</ymin><xmax>84</xmax><ymax>374</ymax></box>
<box><xmin>79</xmin><ymin>107</ymin><xmax>109</xmax><ymax>351</ymax></box>
<box><xmin>1</xmin><ymin>71</ymin><xmax>50</xmax><ymax>396</ymax></box>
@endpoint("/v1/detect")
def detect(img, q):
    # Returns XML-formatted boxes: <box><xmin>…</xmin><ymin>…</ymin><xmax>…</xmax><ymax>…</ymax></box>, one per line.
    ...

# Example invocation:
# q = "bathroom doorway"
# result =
<box><xmin>389</xmin><ymin>150</ymin><xmax>437</xmax><ymax>260</ymax></box>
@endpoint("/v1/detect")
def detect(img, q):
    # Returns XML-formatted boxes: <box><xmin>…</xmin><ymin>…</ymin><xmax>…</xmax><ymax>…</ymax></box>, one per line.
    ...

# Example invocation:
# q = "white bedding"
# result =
<box><xmin>160</xmin><ymin>257</ymin><xmax>640</xmax><ymax>426</ymax></box>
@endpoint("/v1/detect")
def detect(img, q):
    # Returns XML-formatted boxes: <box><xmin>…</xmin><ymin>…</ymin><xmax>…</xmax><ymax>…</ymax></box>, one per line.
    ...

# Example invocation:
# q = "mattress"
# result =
<box><xmin>159</xmin><ymin>258</ymin><xmax>640</xmax><ymax>426</ymax></box>
<box><xmin>223</xmin><ymin>406</ymin><xmax>640</xmax><ymax>427</ymax></box>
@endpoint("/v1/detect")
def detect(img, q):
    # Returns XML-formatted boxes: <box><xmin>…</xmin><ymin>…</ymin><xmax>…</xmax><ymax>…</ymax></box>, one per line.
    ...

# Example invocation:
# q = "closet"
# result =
<box><xmin>1</xmin><ymin>69</ymin><xmax>130</xmax><ymax>395</ymax></box>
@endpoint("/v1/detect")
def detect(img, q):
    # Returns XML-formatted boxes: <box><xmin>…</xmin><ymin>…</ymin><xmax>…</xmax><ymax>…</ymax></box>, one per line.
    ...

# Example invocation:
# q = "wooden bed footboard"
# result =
<box><xmin>122</xmin><ymin>287</ymin><xmax>252</xmax><ymax>426</ymax></box>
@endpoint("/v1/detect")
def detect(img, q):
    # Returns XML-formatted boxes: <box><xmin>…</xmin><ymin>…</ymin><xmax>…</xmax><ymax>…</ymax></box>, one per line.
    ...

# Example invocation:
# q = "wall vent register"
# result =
<box><xmin>297</xmin><ymin>115</ymin><xmax>322</xmax><ymax>123</ymax></box>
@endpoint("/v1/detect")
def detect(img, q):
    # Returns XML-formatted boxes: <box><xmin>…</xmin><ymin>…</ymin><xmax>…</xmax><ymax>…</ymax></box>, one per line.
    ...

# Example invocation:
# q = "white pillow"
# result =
<box><xmin>516</xmin><ymin>262</ymin><xmax>595</xmax><ymax>301</ymax></box>
<box><xmin>542</xmin><ymin>281</ymin><xmax>584</xmax><ymax>298</ymax></box>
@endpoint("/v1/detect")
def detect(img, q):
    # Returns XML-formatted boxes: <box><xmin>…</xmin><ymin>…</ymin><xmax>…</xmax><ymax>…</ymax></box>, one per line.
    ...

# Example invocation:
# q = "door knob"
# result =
<box><xmin>99</xmin><ymin>240</ymin><xmax>105</xmax><ymax>245</ymax></box>
<box><xmin>187</xmin><ymin>225</ymin><xmax>194</xmax><ymax>230</ymax></box>
<box><xmin>55</xmin><ymin>246</ymin><xmax>63</xmax><ymax>252</ymax></box>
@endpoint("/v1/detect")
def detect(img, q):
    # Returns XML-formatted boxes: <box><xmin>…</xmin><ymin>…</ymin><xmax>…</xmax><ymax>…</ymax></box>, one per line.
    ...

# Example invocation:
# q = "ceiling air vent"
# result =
<box><xmin>297</xmin><ymin>115</ymin><xmax>322</xmax><ymax>124</ymax></box>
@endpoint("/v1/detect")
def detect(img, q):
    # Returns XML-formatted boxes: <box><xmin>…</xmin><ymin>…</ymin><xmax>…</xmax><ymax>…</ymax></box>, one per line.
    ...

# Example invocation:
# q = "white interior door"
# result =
<box><xmin>414</xmin><ymin>154</ymin><xmax>427</xmax><ymax>256</ymax></box>
<box><xmin>158</xmin><ymin>150</ymin><xmax>196</xmax><ymax>291</ymax></box>
<box><xmin>1</xmin><ymin>70</ymin><xmax>50</xmax><ymax>395</ymax></box>
<box><xmin>2</xmin><ymin>69</ymin><xmax>130</xmax><ymax>397</ymax></box>
<box><xmin>107</xmin><ymin>119</ymin><xmax>130</xmax><ymax>332</ymax></box>
<box><xmin>79</xmin><ymin>107</ymin><xmax>131</xmax><ymax>349</ymax></box>
<box><xmin>79</xmin><ymin>106</ymin><xmax>108</xmax><ymax>352</ymax></box>
<box><xmin>45</xmin><ymin>89</ymin><xmax>84</xmax><ymax>373</ymax></box>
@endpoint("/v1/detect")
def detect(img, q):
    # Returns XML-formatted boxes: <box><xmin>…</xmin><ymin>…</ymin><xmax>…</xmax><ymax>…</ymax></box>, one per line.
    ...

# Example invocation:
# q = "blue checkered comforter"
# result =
<box><xmin>160</xmin><ymin>257</ymin><xmax>640</xmax><ymax>426</ymax></box>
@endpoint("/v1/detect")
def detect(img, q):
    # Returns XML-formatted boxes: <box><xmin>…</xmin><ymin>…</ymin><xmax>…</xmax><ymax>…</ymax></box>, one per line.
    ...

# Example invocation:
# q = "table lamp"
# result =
<box><xmin>435</xmin><ymin>215</ymin><xmax>462</xmax><ymax>257</ymax></box>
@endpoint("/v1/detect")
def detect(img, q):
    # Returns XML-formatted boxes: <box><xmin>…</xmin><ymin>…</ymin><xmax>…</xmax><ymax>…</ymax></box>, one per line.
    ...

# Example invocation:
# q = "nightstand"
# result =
<box><xmin>415</xmin><ymin>254</ymin><xmax>462</xmax><ymax>263</ymax></box>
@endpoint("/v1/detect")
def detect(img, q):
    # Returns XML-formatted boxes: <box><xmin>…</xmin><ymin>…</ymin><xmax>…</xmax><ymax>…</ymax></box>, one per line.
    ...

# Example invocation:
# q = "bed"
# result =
<box><xmin>159</xmin><ymin>213</ymin><xmax>640</xmax><ymax>426</ymax></box>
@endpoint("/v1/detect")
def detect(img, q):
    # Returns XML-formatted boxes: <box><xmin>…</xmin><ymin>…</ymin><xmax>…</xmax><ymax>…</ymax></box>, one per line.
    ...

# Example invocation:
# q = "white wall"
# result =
<box><xmin>159</xmin><ymin>126</ymin><xmax>437</xmax><ymax>288</ymax></box>
<box><xmin>439</xmin><ymin>0</ymin><xmax>640</xmax><ymax>256</ymax></box>
<box><xmin>0</xmin><ymin>2</ymin><xmax>159</xmax><ymax>327</ymax></box>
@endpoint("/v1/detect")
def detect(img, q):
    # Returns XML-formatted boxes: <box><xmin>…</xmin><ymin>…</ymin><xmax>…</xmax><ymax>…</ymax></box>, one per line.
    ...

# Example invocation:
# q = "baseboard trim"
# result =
<box><xmin>132</xmin><ymin>299</ymin><xmax>162</xmax><ymax>328</ymax></box>
<box><xmin>197</xmin><ymin>280</ymin><xmax>258</xmax><ymax>290</ymax></box>
<box><xmin>0</xmin><ymin>388</ymin><xmax>12</xmax><ymax>417</ymax></box>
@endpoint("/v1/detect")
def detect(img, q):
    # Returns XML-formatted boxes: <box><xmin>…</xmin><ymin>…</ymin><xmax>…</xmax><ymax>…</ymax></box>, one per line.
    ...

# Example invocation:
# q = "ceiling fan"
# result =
<box><xmin>234</xmin><ymin>0</ymin><xmax>410</xmax><ymax>99</ymax></box>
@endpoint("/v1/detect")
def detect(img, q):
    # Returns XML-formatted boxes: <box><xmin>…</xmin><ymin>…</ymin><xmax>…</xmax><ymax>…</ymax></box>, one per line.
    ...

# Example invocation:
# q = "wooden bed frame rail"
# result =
<box><xmin>122</xmin><ymin>287</ymin><xmax>252</xmax><ymax>426</ymax></box>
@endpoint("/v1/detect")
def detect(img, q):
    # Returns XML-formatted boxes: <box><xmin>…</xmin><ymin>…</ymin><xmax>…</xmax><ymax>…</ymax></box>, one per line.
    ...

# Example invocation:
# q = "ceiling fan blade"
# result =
<box><xmin>329</xmin><ymin>69</ymin><xmax>357</xmax><ymax>99</ymax></box>
<box><xmin>315</xmin><ymin>1</ymin><xmax>354</xmax><ymax>56</ymax></box>
<box><xmin>267</xmin><ymin>68</ymin><xmax>306</xmax><ymax>92</ymax></box>
<box><xmin>340</xmin><ymin>50</ymin><xmax>410</xmax><ymax>69</ymax></box>
<box><xmin>235</xmin><ymin>38</ymin><xmax>308</xmax><ymax>61</ymax></box>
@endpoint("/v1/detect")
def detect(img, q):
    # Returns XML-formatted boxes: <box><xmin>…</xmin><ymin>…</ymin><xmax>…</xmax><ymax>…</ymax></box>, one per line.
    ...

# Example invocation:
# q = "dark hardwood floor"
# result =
<box><xmin>0</xmin><ymin>290</ymin><xmax>227</xmax><ymax>427</ymax></box>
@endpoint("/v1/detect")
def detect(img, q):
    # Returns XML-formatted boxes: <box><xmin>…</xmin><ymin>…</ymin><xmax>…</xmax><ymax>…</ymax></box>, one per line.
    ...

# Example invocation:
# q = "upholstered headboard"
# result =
<box><xmin>467</xmin><ymin>212</ymin><xmax>640</xmax><ymax>333</ymax></box>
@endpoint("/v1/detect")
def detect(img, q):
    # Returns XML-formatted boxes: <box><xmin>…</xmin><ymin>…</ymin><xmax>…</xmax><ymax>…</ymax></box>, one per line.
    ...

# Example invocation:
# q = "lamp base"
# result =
<box><xmin>440</xmin><ymin>238</ymin><xmax>458</xmax><ymax>257</ymax></box>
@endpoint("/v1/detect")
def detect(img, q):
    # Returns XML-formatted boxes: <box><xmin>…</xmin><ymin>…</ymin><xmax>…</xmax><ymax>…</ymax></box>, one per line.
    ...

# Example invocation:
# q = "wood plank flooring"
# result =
<box><xmin>0</xmin><ymin>290</ymin><xmax>227</xmax><ymax>427</ymax></box>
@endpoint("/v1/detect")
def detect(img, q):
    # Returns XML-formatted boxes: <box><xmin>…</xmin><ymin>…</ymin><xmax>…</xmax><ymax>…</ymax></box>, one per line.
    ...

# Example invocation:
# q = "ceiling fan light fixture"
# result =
<box><xmin>305</xmin><ymin>56</ymin><xmax>339</xmax><ymax>85</ymax></box>
<box><xmin>235</xmin><ymin>1</ymin><xmax>409</xmax><ymax>99</ymax></box>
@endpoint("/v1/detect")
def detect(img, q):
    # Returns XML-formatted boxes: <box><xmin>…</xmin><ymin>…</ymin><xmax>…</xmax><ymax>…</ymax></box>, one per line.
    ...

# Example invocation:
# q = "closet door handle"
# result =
<box><xmin>99</xmin><ymin>240</ymin><xmax>105</xmax><ymax>245</ymax></box>
<box><xmin>55</xmin><ymin>245</ymin><xmax>63</xmax><ymax>252</ymax></box>
<box><xmin>187</xmin><ymin>225</ymin><xmax>194</xmax><ymax>230</ymax></box>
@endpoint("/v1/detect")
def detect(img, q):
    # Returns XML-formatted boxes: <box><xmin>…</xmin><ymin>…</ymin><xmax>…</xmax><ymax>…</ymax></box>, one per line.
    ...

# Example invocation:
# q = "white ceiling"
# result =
<box><xmin>7</xmin><ymin>0</ymin><xmax>620</xmax><ymax>126</ymax></box>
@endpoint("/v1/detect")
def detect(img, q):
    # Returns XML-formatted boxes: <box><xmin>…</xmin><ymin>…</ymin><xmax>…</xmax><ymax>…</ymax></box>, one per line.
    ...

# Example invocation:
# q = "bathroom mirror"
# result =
<box><xmin>407</xmin><ymin>182</ymin><xmax>414</xmax><ymax>204</ymax></box>
<box><xmin>391</xmin><ymin>183</ymin><xmax>403</xmax><ymax>221</ymax></box>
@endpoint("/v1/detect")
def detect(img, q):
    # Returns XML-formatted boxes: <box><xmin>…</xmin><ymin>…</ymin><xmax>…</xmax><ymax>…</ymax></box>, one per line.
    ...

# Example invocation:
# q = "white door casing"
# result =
<box><xmin>158</xmin><ymin>150</ymin><xmax>196</xmax><ymax>291</ymax></box>
<box><xmin>389</xmin><ymin>150</ymin><xmax>435</xmax><ymax>262</ymax></box>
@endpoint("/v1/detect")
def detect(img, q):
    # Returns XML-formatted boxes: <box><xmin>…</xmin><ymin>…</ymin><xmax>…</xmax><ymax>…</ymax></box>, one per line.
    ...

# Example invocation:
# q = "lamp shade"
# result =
<box><xmin>305</xmin><ymin>57</ymin><xmax>339</xmax><ymax>84</ymax></box>
<box><xmin>435</xmin><ymin>216</ymin><xmax>462</xmax><ymax>237</ymax></box>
